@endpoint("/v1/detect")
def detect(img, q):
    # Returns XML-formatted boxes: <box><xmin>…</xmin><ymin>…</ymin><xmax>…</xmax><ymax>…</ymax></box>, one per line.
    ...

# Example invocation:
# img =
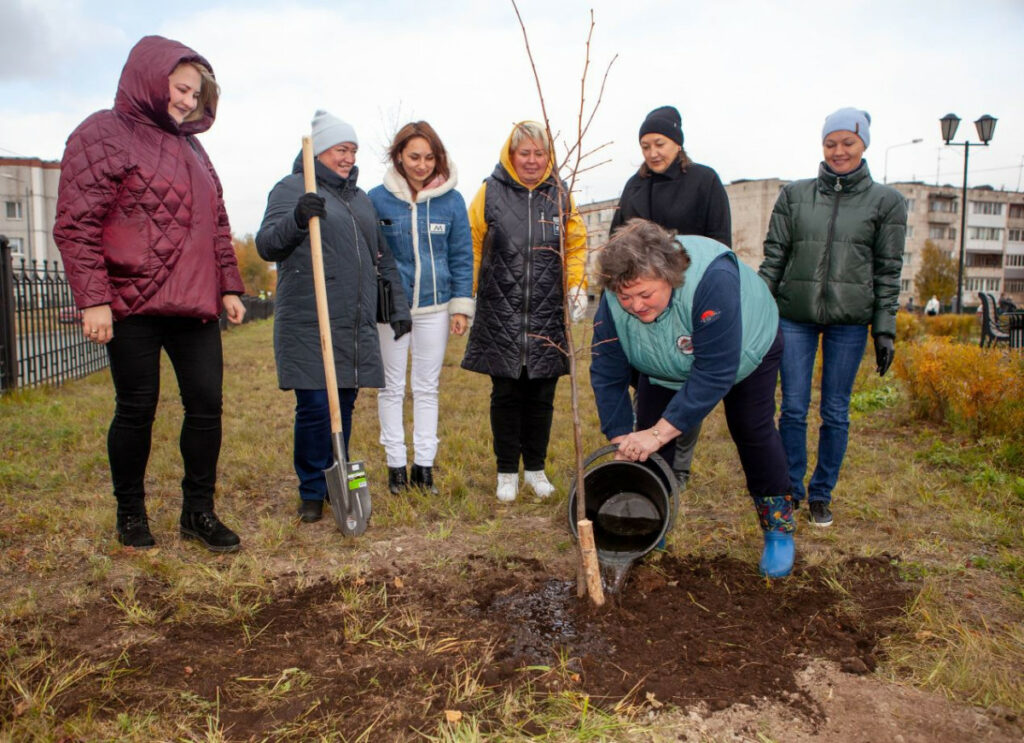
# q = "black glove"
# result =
<box><xmin>391</xmin><ymin>319</ymin><xmax>412</xmax><ymax>341</ymax></box>
<box><xmin>293</xmin><ymin>193</ymin><xmax>326</xmax><ymax>228</ymax></box>
<box><xmin>874</xmin><ymin>335</ymin><xmax>894</xmax><ymax>377</ymax></box>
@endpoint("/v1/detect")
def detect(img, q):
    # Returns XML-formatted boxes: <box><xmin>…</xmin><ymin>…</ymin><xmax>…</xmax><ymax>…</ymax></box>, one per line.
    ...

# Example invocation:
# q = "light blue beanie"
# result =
<box><xmin>311</xmin><ymin>109</ymin><xmax>358</xmax><ymax>155</ymax></box>
<box><xmin>822</xmin><ymin>107</ymin><xmax>871</xmax><ymax>148</ymax></box>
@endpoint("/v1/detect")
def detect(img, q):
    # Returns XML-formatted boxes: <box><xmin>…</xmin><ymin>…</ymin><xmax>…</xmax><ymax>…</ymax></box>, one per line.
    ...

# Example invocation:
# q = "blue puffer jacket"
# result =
<box><xmin>368</xmin><ymin>165</ymin><xmax>474</xmax><ymax>318</ymax></box>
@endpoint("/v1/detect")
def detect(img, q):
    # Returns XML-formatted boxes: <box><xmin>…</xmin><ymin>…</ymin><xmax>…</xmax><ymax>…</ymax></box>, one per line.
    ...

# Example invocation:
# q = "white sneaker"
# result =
<box><xmin>524</xmin><ymin>470</ymin><xmax>555</xmax><ymax>499</ymax></box>
<box><xmin>496</xmin><ymin>473</ymin><xmax>518</xmax><ymax>503</ymax></box>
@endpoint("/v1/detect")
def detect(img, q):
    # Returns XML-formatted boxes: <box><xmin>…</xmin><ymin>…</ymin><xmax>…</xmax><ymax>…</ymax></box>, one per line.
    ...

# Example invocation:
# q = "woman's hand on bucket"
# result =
<box><xmin>613</xmin><ymin>421</ymin><xmax>680</xmax><ymax>462</ymax></box>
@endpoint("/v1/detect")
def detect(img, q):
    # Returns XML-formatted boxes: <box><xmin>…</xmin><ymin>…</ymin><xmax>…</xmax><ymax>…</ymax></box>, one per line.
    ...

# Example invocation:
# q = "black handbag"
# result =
<box><xmin>376</xmin><ymin>272</ymin><xmax>392</xmax><ymax>324</ymax></box>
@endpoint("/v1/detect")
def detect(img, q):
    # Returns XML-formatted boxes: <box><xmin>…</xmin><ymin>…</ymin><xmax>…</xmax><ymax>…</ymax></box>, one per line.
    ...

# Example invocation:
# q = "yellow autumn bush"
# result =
<box><xmin>921</xmin><ymin>313</ymin><xmax>976</xmax><ymax>341</ymax></box>
<box><xmin>895</xmin><ymin>337</ymin><xmax>1024</xmax><ymax>440</ymax></box>
<box><xmin>896</xmin><ymin>311</ymin><xmax>924</xmax><ymax>341</ymax></box>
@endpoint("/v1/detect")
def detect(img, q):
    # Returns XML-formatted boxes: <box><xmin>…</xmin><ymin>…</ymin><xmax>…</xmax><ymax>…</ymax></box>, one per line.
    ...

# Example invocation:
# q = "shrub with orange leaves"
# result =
<box><xmin>921</xmin><ymin>314</ymin><xmax>977</xmax><ymax>342</ymax></box>
<box><xmin>896</xmin><ymin>311</ymin><xmax>924</xmax><ymax>342</ymax></box>
<box><xmin>894</xmin><ymin>337</ymin><xmax>1024</xmax><ymax>440</ymax></box>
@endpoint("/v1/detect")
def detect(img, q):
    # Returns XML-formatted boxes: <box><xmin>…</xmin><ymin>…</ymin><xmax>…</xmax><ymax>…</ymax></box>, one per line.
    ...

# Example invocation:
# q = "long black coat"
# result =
<box><xmin>610</xmin><ymin>161</ymin><xmax>732</xmax><ymax>246</ymax></box>
<box><xmin>256</xmin><ymin>160</ymin><xmax>409</xmax><ymax>390</ymax></box>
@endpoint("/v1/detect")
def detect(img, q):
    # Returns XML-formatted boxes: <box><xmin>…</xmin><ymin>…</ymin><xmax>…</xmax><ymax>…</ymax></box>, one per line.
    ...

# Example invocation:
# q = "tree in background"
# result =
<box><xmin>915</xmin><ymin>239</ymin><xmax>957</xmax><ymax>306</ymax></box>
<box><xmin>233</xmin><ymin>234</ymin><xmax>275</xmax><ymax>295</ymax></box>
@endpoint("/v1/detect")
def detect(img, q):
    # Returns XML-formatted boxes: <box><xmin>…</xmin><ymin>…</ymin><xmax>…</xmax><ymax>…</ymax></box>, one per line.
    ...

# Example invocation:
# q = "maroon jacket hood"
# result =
<box><xmin>114</xmin><ymin>35</ymin><xmax>217</xmax><ymax>135</ymax></box>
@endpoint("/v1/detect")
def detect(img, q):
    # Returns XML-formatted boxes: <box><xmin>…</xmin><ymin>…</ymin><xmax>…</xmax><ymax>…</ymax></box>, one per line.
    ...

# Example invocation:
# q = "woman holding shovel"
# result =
<box><xmin>54</xmin><ymin>35</ymin><xmax>245</xmax><ymax>552</ymax></box>
<box><xmin>256</xmin><ymin>111</ymin><xmax>410</xmax><ymax>523</ymax></box>
<box><xmin>368</xmin><ymin>122</ymin><xmax>474</xmax><ymax>497</ymax></box>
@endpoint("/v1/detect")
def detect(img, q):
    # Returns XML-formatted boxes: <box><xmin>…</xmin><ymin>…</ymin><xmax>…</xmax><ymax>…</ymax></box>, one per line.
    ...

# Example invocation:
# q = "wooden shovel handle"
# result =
<box><xmin>301</xmin><ymin>136</ymin><xmax>342</xmax><ymax>435</ymax></box>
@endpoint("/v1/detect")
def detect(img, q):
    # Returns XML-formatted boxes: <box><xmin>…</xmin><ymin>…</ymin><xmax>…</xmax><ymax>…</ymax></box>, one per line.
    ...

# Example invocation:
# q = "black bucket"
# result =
<box><xmin>568</xmin><ymin>444</ymin><xmax>678</xmax><ymax>565</ymax></box>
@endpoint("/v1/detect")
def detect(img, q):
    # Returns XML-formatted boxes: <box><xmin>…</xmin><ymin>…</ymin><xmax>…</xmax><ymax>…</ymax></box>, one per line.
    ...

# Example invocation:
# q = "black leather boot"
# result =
<box><xmin>296</xmin><ymin>499</ymin><xmax>323</xmax><ymax>523</ymax></box>
<box><xmin>388</xmin><ymin>466</ymin><xmax>408</xmax><ymax>494</ymax></box>
<box><xmin>116</xmin><ymin>513</ymin><xmax>155</xmax><ymax>549</ymax></box>
<box><xmin>410</xmin><ymin>464</ymin><xmax>439</xmax><ymax>495</ymax></box>
<box><xmin>180</xmin><ymin>511</ymin><xmax>241</xmax><ymax>553</ymax></box>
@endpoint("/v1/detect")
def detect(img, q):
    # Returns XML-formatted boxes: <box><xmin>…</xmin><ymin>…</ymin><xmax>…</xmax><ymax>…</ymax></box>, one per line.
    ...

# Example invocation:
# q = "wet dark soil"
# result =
<box><xmin>3</xmin><ymin>551</ymin><xmax>923</xmax><ymax>740</ymax></box>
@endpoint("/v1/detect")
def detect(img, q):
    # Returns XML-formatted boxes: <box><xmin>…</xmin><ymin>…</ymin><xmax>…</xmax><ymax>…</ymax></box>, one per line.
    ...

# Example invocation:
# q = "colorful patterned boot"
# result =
<box><xmin>753</xmin><ymin>495</ymin><xmax>796</xmax><ymax>578</ymax></box>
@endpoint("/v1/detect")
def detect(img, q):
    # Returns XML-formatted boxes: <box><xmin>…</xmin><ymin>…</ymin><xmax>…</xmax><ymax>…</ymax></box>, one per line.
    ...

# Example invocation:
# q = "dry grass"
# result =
<box><xmin>1</xmin><ymin>319</ymin><xmax>1022</xmax><ymax>740</ymax></box>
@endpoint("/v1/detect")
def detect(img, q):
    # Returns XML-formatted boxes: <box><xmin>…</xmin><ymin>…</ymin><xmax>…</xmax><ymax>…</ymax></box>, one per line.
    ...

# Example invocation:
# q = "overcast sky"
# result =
<box><xmin>2</xmin><ymin>0</ymin><xmax>1023</xmax><ymax>235</ymax></box>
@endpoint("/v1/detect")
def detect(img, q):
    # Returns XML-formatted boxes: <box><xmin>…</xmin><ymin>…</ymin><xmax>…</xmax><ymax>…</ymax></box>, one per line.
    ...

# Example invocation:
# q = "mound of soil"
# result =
<box><xmin>5</xmin><ymin>551</ymin><xmax>930</xmax><ymax>740</ymax></box>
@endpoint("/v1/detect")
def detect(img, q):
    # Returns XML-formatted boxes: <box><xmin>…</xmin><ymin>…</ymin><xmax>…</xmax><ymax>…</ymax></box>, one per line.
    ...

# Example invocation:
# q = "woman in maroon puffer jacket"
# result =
<box><xmin>54</xmin><ymin>35</ymin><xmax>245</xmax><ymax>553</ymax></box>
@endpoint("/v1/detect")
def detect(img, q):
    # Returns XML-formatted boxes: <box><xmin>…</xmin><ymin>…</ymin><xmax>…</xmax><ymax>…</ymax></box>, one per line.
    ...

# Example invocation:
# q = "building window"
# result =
<box><xmin>929</xmin><ymin>197</ymin><xmax>957</xmax><ymax>213</ymax></box>
<box><xmin>1009</xmin><ymin>228</ymin><xmax>1023</xmax><ymax>242</ymax></box>
<box><xmin>902</xmin><ymin>250</ymin><xmax>912</xmax><ymax>262</ymax></box>
<box><xmin>900</xmin><ymin>279</ymin><xmax>911</xmax><ymax>292</ymax></box>
<box><xmin>1006</xmin><ymin>254</ymin><xmax>1024</xmax><ymax>267</ymax></box>
<box><xmin>929</xmin><ymin>224</ymin><xmax>947</xmax><ymax>239</ymax></box>
<box><xmin>968</xmin><ymin>226</ymin><xmax>1003</xmax><ymax>241</ymax></box>
<box><xmin>906</xmin><ymin>225</ymin><xmax>914</xmax><ymax>238</ymax></box>
<box><xmin>965</xmin><ymin>277</ymin><xmax>1001</xmax><ymax>292</ymax></box>
<box><xmin>966</xmin><ymin>253</ymin><xmax>1002</xmax><ymax>268</ymax></box>
<box><xmin>971</xmin><ymin>201</ymin><xmax>1004</xmax><ymax>216</ymax></box>
<box><xmin>1010</xmin><ymin>204</ymin><xmax>1024</xmax><ymax>219</ymax></box>
<box><xmin>1006</xmin><ymin>279</ymin><xmax>1024</xmax><ymax>292</ymax></box>
<box><xmin>904</xmin><ymin>198</ymin><xmax>916</xmax><ymax>212</ymax></box>
<box><xmin>7</xmin><ymin>236</ymin><xmax>24</xmax><ymax>256</ymax></box>
<box><xmin>4</xmin><ymin>201</ymin><xmax>22</xmax><ymax>219</ymax></box>
<box><xmin>948</xmin><ymin>227</ymin><xmax>956</xmax><ymax>241</ymax></box>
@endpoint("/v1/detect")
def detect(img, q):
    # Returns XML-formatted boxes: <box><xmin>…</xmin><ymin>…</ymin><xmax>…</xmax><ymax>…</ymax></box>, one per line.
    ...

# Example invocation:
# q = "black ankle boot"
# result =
<box><xmin>180</xmin><ymin>511</ymin><xmax>241</xmax><ymax>553</ymax></box>
<box><xmin>388</xmin><ymin>467</ymin><xmax>408</xmax><ymax>494</ymax></box>
<box><xmin>410</xmin><ymin>464</ymin><xmax>439</xmax><ymax>495</ymax></box>
<box><xmin>296</xmin><ymin>499</ymin><xmax>323</xmax><ymax>523</ymax></box>
<box><xmin>116</xmin><ymin>513</ymin><xmax>155</xmax><ymax>549</ymax></box>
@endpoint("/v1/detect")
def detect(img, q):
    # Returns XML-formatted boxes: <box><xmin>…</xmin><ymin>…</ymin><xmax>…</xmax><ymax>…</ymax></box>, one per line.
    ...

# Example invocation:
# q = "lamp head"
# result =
<box><xmin>940</xmin><ymin>113</ymin><xmax>960</xmax><ymax>144</ymax></box>
<box><xmin>974</xmin><ymin>115</ymin><xmax>997</xmax><ymax>144</ymax></box>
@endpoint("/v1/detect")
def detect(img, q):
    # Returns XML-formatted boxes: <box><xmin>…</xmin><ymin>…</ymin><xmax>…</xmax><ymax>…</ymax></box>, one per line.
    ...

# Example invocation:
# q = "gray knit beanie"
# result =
<box><xmin>821</xmin><ymin>107</ymin><xmax>871</xmax><ymax>148</ymax></box>
<box><xmin>638</xmin><ymin>106</ymin><xmax>683</xmax><ymax>146</ymax></box>
<box><xmin>311</xmin><ymin>109</ymin><xmax>358</xmax><ymax>155</ymax></box>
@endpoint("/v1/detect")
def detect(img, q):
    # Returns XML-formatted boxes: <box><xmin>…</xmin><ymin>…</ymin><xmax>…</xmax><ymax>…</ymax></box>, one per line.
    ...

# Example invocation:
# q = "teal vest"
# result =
<box><xmin>607</xmin><ymin>236</ymin><xmax>778</xmax><ymax>390</ymax></box>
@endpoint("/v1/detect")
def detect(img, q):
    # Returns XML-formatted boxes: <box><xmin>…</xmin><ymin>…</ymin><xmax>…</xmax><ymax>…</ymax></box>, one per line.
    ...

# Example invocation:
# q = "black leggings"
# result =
<box><xmin>490</xmin><ymin>371</ymin><xmax>559</xmax><ymax>473</ymax></box>
<box><xmin>106</xmin><ymin>316</ymin><xmax>223</xmax><ymax>516</ymax></box>
<box><xmin>634</xmin><ymin>330</ymin><xmax>789</xmax><ymax>498</ymax></box>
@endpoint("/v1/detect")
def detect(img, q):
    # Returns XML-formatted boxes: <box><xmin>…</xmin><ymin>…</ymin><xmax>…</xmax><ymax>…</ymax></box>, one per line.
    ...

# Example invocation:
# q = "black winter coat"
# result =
<box><xmin>255</xmin><ymin>160</ymin><xmax>409</xmax><ymax>390</ymax></box>
<box><xmin>610</xmin><ymin>160</ymin><xmax>731</xmax><ymax>246</ymax></box>
<box><xmin>461</xmin><ymin>163</ymin><xmax>570</xmax><ymax>379</ymax></box>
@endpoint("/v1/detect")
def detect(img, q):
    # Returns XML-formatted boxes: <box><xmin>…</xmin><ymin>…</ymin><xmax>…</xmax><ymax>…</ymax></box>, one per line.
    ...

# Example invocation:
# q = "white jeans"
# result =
<box><xmin>377</xmin><ymin>311</ymin><xmax>449</xmax><ymax>468</ymax></box>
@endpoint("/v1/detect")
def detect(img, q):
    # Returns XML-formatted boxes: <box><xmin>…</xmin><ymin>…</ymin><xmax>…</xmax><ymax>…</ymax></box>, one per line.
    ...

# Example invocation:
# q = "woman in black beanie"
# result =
<box><xmin>608</xmin><ymin>105</ymin><xmax>732</xmax><ymax>489</ymax></box>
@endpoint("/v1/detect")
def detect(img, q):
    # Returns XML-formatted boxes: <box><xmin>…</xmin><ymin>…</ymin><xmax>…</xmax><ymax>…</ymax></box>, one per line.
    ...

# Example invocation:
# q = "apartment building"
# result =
<box><xmin>0</xmin><ymin>157</ymin><xmax>61</xmax><ymax>266</ymax></box>
<box><xmin>580</xmin><ymin>177</ymin><xmax>1024</xmax><ymax>309</ymax></box>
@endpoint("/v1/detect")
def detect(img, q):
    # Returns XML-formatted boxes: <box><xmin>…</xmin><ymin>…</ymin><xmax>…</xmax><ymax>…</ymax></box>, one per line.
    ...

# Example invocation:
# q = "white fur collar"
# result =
<box><xmin>382</xmin><ymin>162</ymin><xmax>459</xmax><ymax>204</ymax></box>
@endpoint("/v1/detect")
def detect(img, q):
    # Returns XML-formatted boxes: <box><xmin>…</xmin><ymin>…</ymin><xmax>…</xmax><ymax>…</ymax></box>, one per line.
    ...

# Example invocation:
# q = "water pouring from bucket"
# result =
<box><xmin>569</xmin><ymin>445</ymin><xmax>679</xmax><ymax>593</ymax></box>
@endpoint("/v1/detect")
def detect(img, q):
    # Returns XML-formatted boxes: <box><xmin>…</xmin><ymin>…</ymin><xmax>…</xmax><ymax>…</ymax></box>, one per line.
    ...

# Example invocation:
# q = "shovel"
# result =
<box><xmin>301</xmin><ymin>135</ymin><xmax>371</xmax><ymax>536</ymax></box>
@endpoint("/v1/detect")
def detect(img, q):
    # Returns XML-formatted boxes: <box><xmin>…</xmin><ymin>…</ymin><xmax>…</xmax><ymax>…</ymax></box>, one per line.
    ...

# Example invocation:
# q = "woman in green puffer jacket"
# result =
<box><xmin>758</xmin><ymin>107</ymin><xmax>906</xmax><ymax>528</ymax></box>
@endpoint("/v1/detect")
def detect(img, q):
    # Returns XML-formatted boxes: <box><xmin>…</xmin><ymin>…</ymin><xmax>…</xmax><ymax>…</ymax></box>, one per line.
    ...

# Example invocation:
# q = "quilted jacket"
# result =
<box><xmin>758</xmin><ymin>161</ymin><xmax>906</xmax><ymax>338</ymax></box>
<box><xmin>461</xmin><ymin>123</ymin><xmax>588</xmax><ymax>379</ymax></box>
<box><xmin>53</xmin><ymin>35</ymin><xmax>244</xmax><ymax>321</ymax></box>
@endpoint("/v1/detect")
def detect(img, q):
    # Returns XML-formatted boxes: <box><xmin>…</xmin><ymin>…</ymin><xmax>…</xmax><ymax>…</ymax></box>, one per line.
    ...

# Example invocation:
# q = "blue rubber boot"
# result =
<box><xmin>753</xmin><ymin>495</ymin><xmax>796</xmax><ymax>578</ymax></box>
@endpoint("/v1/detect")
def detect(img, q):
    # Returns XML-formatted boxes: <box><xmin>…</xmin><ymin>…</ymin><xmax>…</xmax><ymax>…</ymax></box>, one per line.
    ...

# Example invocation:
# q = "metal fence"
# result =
<box><xmin>0</xmin><ymin>235</ymin><xmax>274</xmax><ymax>392</ymax></box>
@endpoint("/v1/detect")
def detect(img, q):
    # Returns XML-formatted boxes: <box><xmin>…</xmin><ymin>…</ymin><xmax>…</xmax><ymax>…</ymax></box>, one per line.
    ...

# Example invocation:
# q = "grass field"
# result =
<box><xmin>1</xmin><ymin>318</ymin><xmax>1022</xmax><ymax>741</ymax></box>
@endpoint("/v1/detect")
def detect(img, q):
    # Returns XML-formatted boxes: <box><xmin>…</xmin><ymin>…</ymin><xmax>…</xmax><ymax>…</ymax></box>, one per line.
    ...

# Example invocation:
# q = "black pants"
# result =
<box><xmin>490</xmin><ymin>371</ymin><xmax>559</xmax><ymax>473</ymax></box>
<box><xmin>106</xmin><ymin>316</ymin><xmax>224</xmax><ymax>517</ymax></box>
<box><xmin>635</xmin><ymin>330</ymin><xmax>789</xmax><ymax>498</ymax></box>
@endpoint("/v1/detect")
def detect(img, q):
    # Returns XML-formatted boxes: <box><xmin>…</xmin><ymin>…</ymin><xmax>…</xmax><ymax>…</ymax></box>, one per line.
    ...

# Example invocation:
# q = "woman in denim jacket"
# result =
<box><xmin>368</xmin><ymin>122</ymin><xmax>474</xmax><ymax>495</ymax></box>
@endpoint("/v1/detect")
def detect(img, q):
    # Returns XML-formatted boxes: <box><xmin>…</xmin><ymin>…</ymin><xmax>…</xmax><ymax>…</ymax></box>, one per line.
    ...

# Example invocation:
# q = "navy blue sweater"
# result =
<box><xmin>590</xmin><ymin>253</ymin><xmax>742</xmax><ymax>439</ymax></box>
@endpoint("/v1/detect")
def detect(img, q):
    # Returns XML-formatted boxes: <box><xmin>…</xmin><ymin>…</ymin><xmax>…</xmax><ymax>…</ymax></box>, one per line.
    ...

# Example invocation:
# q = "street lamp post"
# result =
<box><xmin>940</xmin><ymin>113</ymin><xmax>997</xmax><ymax>314</ymax></box>
<box><xmin>883</xmin><ymin>138</ymin><xmax>923</xmax><ymax>184</ymax></box>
